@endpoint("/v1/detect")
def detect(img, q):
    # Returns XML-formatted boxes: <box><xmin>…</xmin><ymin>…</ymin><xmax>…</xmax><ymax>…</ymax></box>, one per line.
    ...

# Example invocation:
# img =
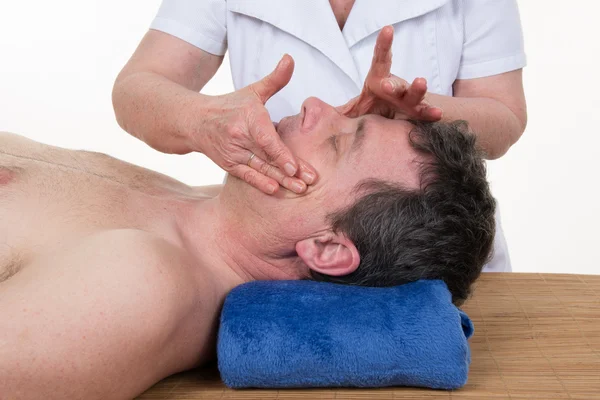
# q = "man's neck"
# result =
<box><xmin>175</xmin><ymin>191</ymin><xmax>309</xmax><ymax>292</ymax></box>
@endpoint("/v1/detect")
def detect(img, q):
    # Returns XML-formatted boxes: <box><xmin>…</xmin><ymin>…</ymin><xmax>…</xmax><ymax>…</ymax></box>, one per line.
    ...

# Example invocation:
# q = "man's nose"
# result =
<box><xmin>301</xmin><ymin>96</ymin><xmax>328</xmax><ymax>111</ymax></box>
<box><xmin>301</xmin><ymin>97</ymin><xmax>335</xmax><ymax>130</ymax></box>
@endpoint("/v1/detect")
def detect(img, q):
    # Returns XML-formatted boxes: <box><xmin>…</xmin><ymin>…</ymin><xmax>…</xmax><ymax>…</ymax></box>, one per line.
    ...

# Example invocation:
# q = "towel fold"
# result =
<box><xmin>217</xmin><ymin>279</ymin><xmax>473</xmax><ymax>389</ymax></box>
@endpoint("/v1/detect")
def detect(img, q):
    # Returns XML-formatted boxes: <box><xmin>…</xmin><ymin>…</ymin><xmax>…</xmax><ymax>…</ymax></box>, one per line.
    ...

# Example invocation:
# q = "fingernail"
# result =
<box><xmin>284</xmin><ymin>163</ymin><xmax>297</xmax><ymax>176</ymax></box>
<box><xmin>267</xmin><ymin>184</ymin><xmax>277</xmax><ymax>194</ymax></box>
<box><xmin>383</xmin><ymin>80</ymin><xmax>394</xmax><ymax>92</ymax></box>
<box><xmin>291</xmin><ymin>181</ymin><xmax>305</xmax><ymax>193</ymax></box>
<box><xmin>279</xmin><ymin>55</ymin><xmax>290</xmax><ymax>69</ymax></box>
<box><xmin>301</xmin><ymin>171</ymin><xmax>315</xmax><ymax>184</ymax></box>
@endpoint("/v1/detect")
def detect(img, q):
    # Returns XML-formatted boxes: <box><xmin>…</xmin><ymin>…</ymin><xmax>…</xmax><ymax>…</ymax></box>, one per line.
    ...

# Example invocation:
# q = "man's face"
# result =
<box><xmin>226</xmin><ymin>97</ymin><xmax>422</xmax><ymax>236</ymax></box>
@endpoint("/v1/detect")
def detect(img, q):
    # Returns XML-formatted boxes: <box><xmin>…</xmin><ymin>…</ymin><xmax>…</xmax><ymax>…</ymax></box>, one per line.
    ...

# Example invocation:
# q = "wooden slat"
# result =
<box><xmin>137</xmin><ymin>273</ymin><xmax>600</xmax><ymax>399</ymax></box>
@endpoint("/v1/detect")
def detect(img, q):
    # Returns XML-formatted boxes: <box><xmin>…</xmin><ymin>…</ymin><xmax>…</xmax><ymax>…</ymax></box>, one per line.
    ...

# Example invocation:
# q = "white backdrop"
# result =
<box><xmin>0</xmin><ymin>1</ymin><xmax>598</xmax><ymax>275</ymax></box>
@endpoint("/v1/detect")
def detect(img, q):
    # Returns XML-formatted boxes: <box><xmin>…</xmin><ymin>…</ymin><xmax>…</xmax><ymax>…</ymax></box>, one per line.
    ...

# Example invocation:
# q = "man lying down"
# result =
<box><xmin>0</xmin><ymin>96</ymin><xmax>495</xmax><ymax>399</ymax></box>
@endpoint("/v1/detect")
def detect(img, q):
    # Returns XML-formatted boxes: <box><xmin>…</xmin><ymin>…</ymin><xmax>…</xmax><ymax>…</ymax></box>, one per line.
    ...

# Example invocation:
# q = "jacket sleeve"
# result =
<box><xmin>150</xmin><ymin>0</ymin><xmax>227</xmax><ymax>56</ymax></box>
<box><xmin>457</xmin><ymin>0</ymin><xmax>526</xmax><ymax>79</ymax></box>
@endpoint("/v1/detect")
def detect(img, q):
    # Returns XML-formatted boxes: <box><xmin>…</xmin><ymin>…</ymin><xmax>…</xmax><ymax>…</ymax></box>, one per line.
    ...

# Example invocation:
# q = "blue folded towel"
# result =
<box><xmin>217</xmin><ymin>279</ymin><xmax>474</xmax><ymax>389</ymax></box>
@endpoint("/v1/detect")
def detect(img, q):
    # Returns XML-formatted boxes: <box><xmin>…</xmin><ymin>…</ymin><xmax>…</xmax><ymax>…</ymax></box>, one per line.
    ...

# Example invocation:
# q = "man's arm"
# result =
<box><xmin>0</xmin><ymin>229</ymin><xmax>216</xmax><ymax>399</ymax></box>
<box><xmin>426</xmin><ymin>69</ymin><xmax>527</xmax><ymax>159</ymax></box>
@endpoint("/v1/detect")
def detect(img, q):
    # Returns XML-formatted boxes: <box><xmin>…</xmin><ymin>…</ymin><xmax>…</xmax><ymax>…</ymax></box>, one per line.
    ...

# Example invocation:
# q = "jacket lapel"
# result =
<box><xmin>343</xmin><ymin>0</ymin><xmax>451</xmax><ymax>48</ymax></box>
<box><xmin>228</xmin><ymin>0</ymin><xmax>451</xmax><ymax>86</ymax></box>
<box><xmin>228</xmin><ymin>0</ymin><xmax>362</xmax><ymax>86</ymax></box>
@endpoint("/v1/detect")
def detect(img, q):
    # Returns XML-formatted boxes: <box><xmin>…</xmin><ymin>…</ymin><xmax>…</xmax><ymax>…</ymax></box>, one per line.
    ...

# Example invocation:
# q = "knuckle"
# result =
<box><xmin>222</xmin><ymin>158</ymin><xmax>236</xmax><ymax>170</ymax></box>
<box><xmin>255</xmin><ymin>130</ymin><xmax>275</xmax><ymax>149</ymax></box>
<box><xmin>271</xmin><ymin>148</ymin><xmax>288</xmax><ymax>163</ymax></box>
<box><xmin>264</xmin><ymin>141</ymin><xmax>287</xmax><ymax>159</ymax></box>
<box><xmin>226</xmin><ymin>124</ymin><xmax>246</xmax><ymax>141</ymax></box>
<box><xmin>258</xmin><ymin>162</ymin><xmax>274</xmax><ymax>177</ymax></box>
<box><xmin>219</xmin><ymin>145</ymin><xmax>238</xmax><ymax>169</ymax></box>
<box><xmin>242</xmin><ymin>170</ymin><xmax>257</xmax><ymax>186</ymax></box>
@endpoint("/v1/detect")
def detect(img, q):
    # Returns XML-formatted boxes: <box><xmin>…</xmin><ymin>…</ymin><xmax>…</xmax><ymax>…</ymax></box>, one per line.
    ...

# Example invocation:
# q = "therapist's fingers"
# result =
<box><xmin>295</xmin><ymin>158</ymin><xmax>318</xmax><ymax>185</ymax></box>
<box><xmin>383</xmin><ymin>76</ymin><xmax>443</xmax><ymax>121</ymax></box>
<box><xmin>335</xmin><ymin>96</ymin><xmax>360</xmax><ymax>117</ymax></box>
<box><xmin>246</xmin><ymin>153</ymin><xmax>308</xmax><ymax>194</ymax></box>
<box><xmin>370</xmin><ymin>25</ymin><xmax>394</xmax><ymax>79</ymax></box>
<box><xmin>244</xmin><ymin>54</ymin><xmax>318</xmax><ymax>185</ymax></box>
<box><xmin>230</xmin><ymin>163</ymin><xmax>281</xmax><ymax>195</ymax></box>
<box><xmin>250</xmin><ymin>112</ymin><xmax>300</xmax><ymax>177</ymax></box>
<box><xmin>337</xmin><ymin>26</ymin><xmax>394</xmax><ymax>118</ymax></box>
<box><xmin>414</xmin><ymin>104</ymin><xmax>444</xmax><ymax>121</ymax></box>
<box><xmin>401</xmin><ymin>77</ymin><xmax>428</xmax><ymax>106</ymax></box>
<box><xmin>250</xmin><ymin>54</ymin><xmax>295</xmax><ymax>104</ymax></box>
<box><xmin>381</xmin><ymin>76</ymin><xmax>408</xmax><ymax>98</ymax></box>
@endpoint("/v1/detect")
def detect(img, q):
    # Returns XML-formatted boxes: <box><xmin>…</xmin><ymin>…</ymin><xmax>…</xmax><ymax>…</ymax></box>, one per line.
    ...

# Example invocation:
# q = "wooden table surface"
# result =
<box><xmin>137</xmin><ymin>273</ymin><xmax>600</xmax><ymax>399</ymax></box>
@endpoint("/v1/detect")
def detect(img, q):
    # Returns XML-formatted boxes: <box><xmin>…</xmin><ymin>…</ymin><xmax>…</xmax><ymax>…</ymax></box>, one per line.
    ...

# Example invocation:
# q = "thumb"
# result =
<box><xmin>251</xmin><ymin>54</ymin><xmax>295</xmax><ymax>104</ymax></box>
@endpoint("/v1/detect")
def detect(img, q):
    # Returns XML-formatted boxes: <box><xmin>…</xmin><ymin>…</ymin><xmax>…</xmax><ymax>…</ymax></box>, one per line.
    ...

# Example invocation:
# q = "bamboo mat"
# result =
<box><xmin>137</xmin><ymin>273</ymin><xmax>600</xmax><ymax>399</ymax></box>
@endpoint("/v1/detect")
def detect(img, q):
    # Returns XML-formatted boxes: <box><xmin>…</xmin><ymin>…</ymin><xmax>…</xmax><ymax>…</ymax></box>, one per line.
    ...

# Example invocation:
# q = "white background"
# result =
<box><xmin>0</xmin><ymin>1</ymin><xmax>598</xmax><ymax>275</ymax></box>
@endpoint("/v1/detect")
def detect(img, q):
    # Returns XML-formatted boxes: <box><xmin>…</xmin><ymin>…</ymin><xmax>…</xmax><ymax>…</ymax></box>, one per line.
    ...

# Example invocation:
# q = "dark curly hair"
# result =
<box><xmin>308</xmin><ymin>120</ymin><xmax>496</xmax><ymax>305</ymax></box>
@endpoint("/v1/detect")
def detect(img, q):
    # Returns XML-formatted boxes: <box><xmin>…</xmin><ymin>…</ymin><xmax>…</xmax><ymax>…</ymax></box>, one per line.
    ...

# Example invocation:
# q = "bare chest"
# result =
<box><xmin>329</xmin><ymin>0</ymin><xmax>356</xmax><ymax>30</ymax></box>
<box><xmin>0</xmin><ymin>135</ymin><xmax>189</xmax><ymax>278</ymax></box>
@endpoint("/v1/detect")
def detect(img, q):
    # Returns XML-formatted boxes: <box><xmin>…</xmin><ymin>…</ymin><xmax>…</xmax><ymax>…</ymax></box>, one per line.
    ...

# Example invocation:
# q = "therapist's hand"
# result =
<box><xmin>194</xmin><ymin>55</ymin><xmax>317</xmax><ymax>195</ymax></box>
<box><xmin>338</xmin><ymin>26</ymin><xmax>443</xmax><ymax>121</ymax></box>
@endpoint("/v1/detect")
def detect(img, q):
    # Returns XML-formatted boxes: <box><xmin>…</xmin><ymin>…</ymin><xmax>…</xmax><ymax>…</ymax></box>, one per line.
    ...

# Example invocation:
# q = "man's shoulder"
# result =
<box><xmin>68</xmin><ymin>229</ymin><xmax>206</xmax><ymax>313</ymax></box>
<box><xmin>0</xmin><ymin>131</ymin><xmax>31</xmax><ymax>146</ymax></box>
<box><xmin>83</xmin><ymin>228</ymin><xmax>199</xmax><ymax>287</ymax></box>
<box><xmin>0</xmin><ymin>131</ymin><xmax>44</xmax><ymax>161</ymax></box>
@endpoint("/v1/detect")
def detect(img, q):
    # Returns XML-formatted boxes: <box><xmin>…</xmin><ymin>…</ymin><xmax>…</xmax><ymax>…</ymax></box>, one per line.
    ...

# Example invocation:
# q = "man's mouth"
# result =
<box><xmin>276</xmin><ymin>114</ymin><xmax>301</xmax><ymax>138</ymax></box>
<box><xmin>275</xmin><ymin>117</ymin><xmax>291</xmax><ymax>136</ymax></box>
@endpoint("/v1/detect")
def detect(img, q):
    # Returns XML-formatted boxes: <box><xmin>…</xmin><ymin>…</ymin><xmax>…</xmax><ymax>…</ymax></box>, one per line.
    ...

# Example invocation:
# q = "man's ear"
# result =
<box><xmin>296</xmin><ymin>232</ymin><xmax>360</xmax><ymax>277</ymax></box>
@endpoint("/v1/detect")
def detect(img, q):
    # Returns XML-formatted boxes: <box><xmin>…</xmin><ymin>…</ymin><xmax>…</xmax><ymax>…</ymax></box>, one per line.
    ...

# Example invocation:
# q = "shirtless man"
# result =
<box><xmin>0</xmin><ymin>97</ymin><xmax>495</xmax><ymax>399</ymax></box>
